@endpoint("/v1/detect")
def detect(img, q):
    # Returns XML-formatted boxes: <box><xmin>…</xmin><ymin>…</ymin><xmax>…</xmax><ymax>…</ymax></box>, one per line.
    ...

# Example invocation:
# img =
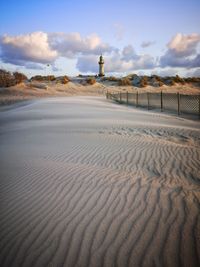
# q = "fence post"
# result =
<box><xmin>106</xmin><ymin>90</ymin><xmax>108</xmax><ymax>99</ymax></box>
<box><xmin>161</xmin><ymin>91</ymin><xmax>163</xmax><ymax>112</ymax></box>
<box><xmin>136</xmin><ymin>91</ymin><xmax>138</xmax><ymax>107</ymax></box>
<box><xmin>177</xmin><ymin>92</ymin><xmax>180</xmax><ymax>115</ymax></box>
<box><xmin>126</xmin><ymin>91</ymin><xmax>129</xmax><ymax>105</ymax></box>
<box><xmin>199</xmin><ymin>94</ymin><xmax>200</xmax><ymax>120</ymax></box>
<box><xmin>119</xmin><ymin>92</ymin><xmax>122</xmax><ymax>103</ymax></box>
<box><xmin>147</xmin><ymin>92</ymin><xmax>149</xmax><ymax>110</ymax></box>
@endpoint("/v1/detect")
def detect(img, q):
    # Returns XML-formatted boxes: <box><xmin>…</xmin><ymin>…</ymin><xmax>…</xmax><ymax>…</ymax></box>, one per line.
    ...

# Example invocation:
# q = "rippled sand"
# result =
<box><xmin>0</xmin><ymin>96</ymin><xmax>199</xmax><ymax>267</ymax></box>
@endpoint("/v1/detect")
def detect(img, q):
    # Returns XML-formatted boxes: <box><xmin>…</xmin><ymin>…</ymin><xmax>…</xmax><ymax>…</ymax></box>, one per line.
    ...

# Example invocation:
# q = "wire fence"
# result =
<box><xmin>106</xmin><ymin>91</ymin><xmax>200</xmax><ymax>118</ymax></box>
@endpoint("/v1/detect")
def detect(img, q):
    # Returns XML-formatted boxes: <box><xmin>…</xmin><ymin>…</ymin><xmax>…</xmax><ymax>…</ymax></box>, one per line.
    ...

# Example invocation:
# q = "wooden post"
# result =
<box><xmin>161</xmin><ymin>91</ymin><xmax>163</xmax><ymax>112</ymax></box>
<box><xmin>136</xmin><ymin>91</ymin><xmax>138</xmax><ymax>107</ymax></box>
<box><xmin>126</xmin><ymin>91</ymin><xmax>129</xmax><ymax>105</ymax></box>
<box><xmin>177</xmin><ymin>92</ymin><xmax>180</xmax><ymax>115</ymax></box>
<box><xmin>147</xmin><ymin>92</ymin><xmax>150</xmax><ymax>110</ymax></box>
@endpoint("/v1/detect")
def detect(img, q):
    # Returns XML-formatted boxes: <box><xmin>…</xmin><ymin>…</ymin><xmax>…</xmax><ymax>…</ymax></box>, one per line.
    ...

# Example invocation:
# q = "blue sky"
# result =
<box><xmin>0</xmin><ymin>0</ymin><xmax>200</xmax><ymax>77</ymax></box>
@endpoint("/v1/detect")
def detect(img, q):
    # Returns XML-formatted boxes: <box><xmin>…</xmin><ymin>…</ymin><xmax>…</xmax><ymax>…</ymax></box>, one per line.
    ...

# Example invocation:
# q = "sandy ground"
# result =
<box><xmin>0</xmin><ymin>79</ymin><xmax>106</xmax><ymax>105</ymax></box>
<box><xmin>0</xmin><ymin>96</ymin><xmax>200</xmax><ymax>267</ymax></box>
<box><xmin>0</xmin><ymin>78</ymin><xmax>199</xmax><ymax>106</ymax></box>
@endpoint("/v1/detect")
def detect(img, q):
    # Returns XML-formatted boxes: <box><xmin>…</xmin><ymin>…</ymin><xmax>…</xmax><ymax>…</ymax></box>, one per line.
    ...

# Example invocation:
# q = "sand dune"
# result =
<box><xmin>0</xmin><ymin>97</ymin><xmax>199</xmax><ymax>267</ymax></box>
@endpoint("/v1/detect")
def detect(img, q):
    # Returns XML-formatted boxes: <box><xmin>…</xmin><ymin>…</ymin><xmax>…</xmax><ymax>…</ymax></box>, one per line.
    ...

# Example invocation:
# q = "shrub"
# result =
<box><xmin>0</xmin><ymin>69</ymin><xmax>16</xmax><ymax>87</ymax></box>
<box><xmin>158</xmin><ymin>81</ymin><xmax>164</xmax><ymax>87</ymax></box>
<box><xmin>61</xmin><ymin>76</ymin><xmax>70</xmax><ymax>84</ymax></box>
<box><xmin>48</xmin><ymin>75</ymin><xmax>56</xmax><ymax>81</ymax></box>
<box><xmin>184</xmin><ymin>77</ymin><xmax>200</xmax><ymax>83</ymax></box>
<box><xmin>168</xmin><ymin>79</ymin><xmax>176</xmax><ymax>86</ymax></box>
<box><xmin>106</xmin><ymin>76</ymin><xmax>119</xmax><ymax>82</ymax></box>
<box><xmin>139</xmin><ymin>76</ymin><xmax>148</xmax><ymax>87</ymax></box>
<box><xmin>118</xmin><ymin>78</ymin><xmax>131</xmax><ymax>86</ymax></box>
<box><xmin>13</xmin><ymin>72</ymin><xmax>27</xmax><ymax>84</ymax></box>
<box><xmin>31</xmin><ymin>75</ymin><xmax>56</xmax><ymax>81</ymax></box>
<box><xmin>86</xmin><ymin>78</ymin><xmax>96</xmax><ymax>85</ymax></box>
<box><xmin>151</xmin><ymin>75</ymin><xmax>162</xmax><ymax>82</ymax></box>
<box><xmin>173</xmin><ymin>75</ymin><xmax>185</xmax><ymax>84</ymax></box>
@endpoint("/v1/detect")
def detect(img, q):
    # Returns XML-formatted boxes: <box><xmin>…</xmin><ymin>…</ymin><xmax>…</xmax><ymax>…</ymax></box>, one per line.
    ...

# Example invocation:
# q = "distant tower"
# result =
<box><xmin>98</xmin><ymin>55</ymin><xmax>105</xmax><ymax>77</ymax></box>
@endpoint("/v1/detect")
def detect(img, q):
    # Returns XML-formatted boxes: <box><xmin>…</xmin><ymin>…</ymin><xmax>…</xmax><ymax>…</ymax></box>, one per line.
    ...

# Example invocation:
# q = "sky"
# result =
<box><xmin>0</xmin><ymin>0</ymin><xmax>200</xmax><ymax>77</ymax></box>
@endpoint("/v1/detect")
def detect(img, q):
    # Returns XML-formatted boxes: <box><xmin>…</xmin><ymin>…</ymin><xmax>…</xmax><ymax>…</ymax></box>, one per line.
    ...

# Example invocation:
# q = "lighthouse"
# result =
<box><xmin>98</xmin><ymin>55</ymin><xmax>105</xmax><ymax>77</ymax></box>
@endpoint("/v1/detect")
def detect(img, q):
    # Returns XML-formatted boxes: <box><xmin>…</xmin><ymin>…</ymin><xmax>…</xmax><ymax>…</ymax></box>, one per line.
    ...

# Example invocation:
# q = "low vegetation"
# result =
<box><xmin>1</xmin><ymin>68</ymin><xmax>200</xmax><ymax>90</ymax></box>
<box><xmin>118</xmin><ymin>78</ymin><xmax>131</xmax><ymax>86</ymax></box>
<box><xmin>86</xmin><ymin>77</ymin><xmax>96</xmax><ymax>85</ymax></box>
<box><xmin>31</xmin><ymin>75</ymin><xmax>56</xmax><ymax>81</ymax></box>
<box><xmin>56</xmin><ymin>75</ymin><xmax>70</xmax><ymax>84</ymax></box>
<box><xmin>103</xmin><ymin>76</ymin><xmax>119</xmax><ymax>82</ymax></box>
<box><xmin>108</xmin><ymin>74</ymin><xmax>200</xmax><ymax>87</ymax></box>
<box><xmin>0</xmin><ymin>69</ymin><xmax>27</xmax><ymax>87</ymax></box>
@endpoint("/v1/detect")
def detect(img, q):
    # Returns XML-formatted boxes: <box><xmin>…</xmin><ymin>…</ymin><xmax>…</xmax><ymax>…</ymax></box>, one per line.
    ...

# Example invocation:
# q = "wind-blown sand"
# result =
<box><xmin>0</xmin><ymin>96</ymin><xmax>199</xmax><ymax>267</ymax></box>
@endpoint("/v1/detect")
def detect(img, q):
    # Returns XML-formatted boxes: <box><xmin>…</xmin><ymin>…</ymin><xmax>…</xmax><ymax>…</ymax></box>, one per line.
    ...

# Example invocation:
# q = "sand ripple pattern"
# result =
<box><xmin>0</xmin><ymin>97</ymin><xmax>199</xmax><ymax>267</ymax></box>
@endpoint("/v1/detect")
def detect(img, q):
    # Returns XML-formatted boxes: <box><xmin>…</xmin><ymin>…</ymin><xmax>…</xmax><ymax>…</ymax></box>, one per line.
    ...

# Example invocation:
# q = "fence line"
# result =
<box><xmin>106</xmin><ymin>91</ymin><xmax>200</xmax><ymax>119</ymax></box>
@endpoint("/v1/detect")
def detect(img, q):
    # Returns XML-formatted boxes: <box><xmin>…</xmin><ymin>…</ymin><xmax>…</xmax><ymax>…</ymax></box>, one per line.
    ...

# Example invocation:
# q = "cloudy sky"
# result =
<box><xmin>0</xmin><ymin>0</ymin><xmax>200</xmax><ymax>77</ymax></box>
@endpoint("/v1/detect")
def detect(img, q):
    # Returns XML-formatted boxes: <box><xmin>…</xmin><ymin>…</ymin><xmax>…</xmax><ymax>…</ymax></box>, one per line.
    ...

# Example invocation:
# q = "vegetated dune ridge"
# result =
<box><xmin>0</xmin><ymin>75</ymin><xmax>200</xmax><ymax>106</ymax></box>
<box><xmin>0</xmin><ymin>96</ymin><xmax>199</xmax><ymax>267</ymax></box>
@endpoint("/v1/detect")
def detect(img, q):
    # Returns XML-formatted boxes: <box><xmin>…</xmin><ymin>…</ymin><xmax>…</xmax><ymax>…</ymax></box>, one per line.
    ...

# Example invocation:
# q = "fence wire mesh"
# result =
<box><xmin>162</xmin><ymin>93</ymin><xmax>178</xmax><ymax>112</ymax></box>
<box><xmin>149</xmin><ymin>93</ymin><xmax>162</xmax><ymax>109</ymax></box>
<box><xmin>138</xmin><ymin>93</ymin><xmax>148</xmax><ymax>107</ymax></box>
<box><xmin>180</xmin><ymin>94</ymin><xmax>199</xmax><ymax>114</ymax></box>
<box><xmin>107</xmin><ymin>91</ymin><xmax>200</xmax><ymax>118</ymax></box>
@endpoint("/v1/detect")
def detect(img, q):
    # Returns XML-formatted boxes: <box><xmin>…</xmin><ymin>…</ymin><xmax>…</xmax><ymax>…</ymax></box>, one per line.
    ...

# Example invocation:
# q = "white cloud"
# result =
<box><xmin>167</xmin><ymin>33</ymin><xmax>200</xmax><ymax>57</ymax></box>
<box><xmin>76</xmin><ymin>46</ymin><xmax>156</xmax><ymax>73</ymax></box>
<box><xmin>1</xmin><ymin>31</ymin><xmax>199</xmax><ymax>76</ymax></box>
<box><xmin>122</xmin><ymin>45</ymin><xmax>139</xmax><ymax>61</ymax></box>
<box><xmin>160</xmin><ymin>33</ymin><xmax>200</xmax><ymax>68</ymax></box>
<box><xmin>0</xmin><ymin>32</ymin><xmax>58</xmax><ymax>65</ymax></box>
<box><xmin>151</xmin><ymin>68</ymin><xmax>179</xmax><ymax>77</ymax></box>
<box><xmin>0</xmin><ymin>31</ymin><xmax>115</xmax><ymax>68</ymax></box>
<box><xmin>186</xmin><ymin>68</ymin><xmax>200</xmax><ymax>77</ymax></box>
<box><xmin>49</xmin><ymin>32</ymin><xmax>115</xmax><ymax>57</ymax></box>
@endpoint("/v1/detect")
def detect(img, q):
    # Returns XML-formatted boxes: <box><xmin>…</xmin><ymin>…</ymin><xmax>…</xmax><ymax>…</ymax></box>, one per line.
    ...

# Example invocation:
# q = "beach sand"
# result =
<box><xmin>0</xmin><ymin>96</ymin><xmax>199</xmax><ymax>267</ymax></box>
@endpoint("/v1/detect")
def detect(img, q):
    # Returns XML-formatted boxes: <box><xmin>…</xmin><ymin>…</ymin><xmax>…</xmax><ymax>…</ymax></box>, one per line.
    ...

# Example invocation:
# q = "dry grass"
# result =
<box><xmin>0</xmin><ymin>69</ymin><xmax>27</xmax><ymax>87</ymax></box>
<box><xmin>118</xmin><ymin>78</ymin><xmax>131</xmax><ymax>86</ymax></box>
<box><xmin>86</xmin><ymin>78</ymin><xmax>96</xmax><ymax>85</ymax></box>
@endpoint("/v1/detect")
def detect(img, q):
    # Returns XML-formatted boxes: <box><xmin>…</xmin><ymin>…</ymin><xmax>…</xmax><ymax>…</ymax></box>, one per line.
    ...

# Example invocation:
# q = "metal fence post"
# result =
<box><xmin>161</xmin><ymin>91</ymin><xmax>163</xmax><ymax>112</ymax></box>
<box><xmin>147</xmin><ymin>92</ymin><xmax>149</xmax><ymax>110</ymax></box>
<box><xmin>126</xmin><ymin>91</ymin><xmax>129</xmax><ymax>105</ymax></box>
<box><xmin>119</xmin><ymin>92</ymin><xmax>122</xmax><ymax>103</ymax></box>
<box><xmin>136</xmin><ymin>91</ymin><xmax>138</xmax><ymax>107</ymax></box>
<box><xmin>177</xmin><ymin>92</ymin><xmax>180</xmax><ymax>115</ymax></box>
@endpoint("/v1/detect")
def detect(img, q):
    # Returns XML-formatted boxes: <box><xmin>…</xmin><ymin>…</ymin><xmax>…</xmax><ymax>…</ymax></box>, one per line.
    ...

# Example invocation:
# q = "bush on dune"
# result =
<box><xmin>0</xmin><ymin>69</ymin><xmax>27</xmax><ymax>87</ymax></box>
<box><xmin>118</xmin><ymin>78</ymin><xmax>131</xmax><ymax>86</ymax></box>
<box><xmin>86</xmin><ymin>77</ymin><xmax>96</xmax><ymax>85</ymax></box>
<box><xmin>173</xmin><ymin>75</ymin><xmax>185</xmax><ymax>84</ymax></box>
<box><xmin>139</xmin><ymin>76</ymin><xmax>148</xmax><ymax>87</ymax></box>
<box><xmin>184</xmin><ymin>77</ymin><xmax>200</xmax><ymax>83</ymax></box>
<box><xmin>0</xmin><ymin>69</ymin><xmax>15</xmax><ymax>87</ymax></box>
<box><xmin>31</xmin><ymin>75</ymin><xmax>56</xmax><ymax>81</ymax></box>
<box><xmin>13</xmin><ymin>72</ymin><xmax>27</xmax><ymax>84</ymax></box>
<box><xmin>104</xmin><ymin>76</ymin><xmax>119</xmax><ymax>82</ymax></box>
<box><xmin>61</xmin><ymin>76</ymin><xmax>70</xmax><ymax>84</ymax></box>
